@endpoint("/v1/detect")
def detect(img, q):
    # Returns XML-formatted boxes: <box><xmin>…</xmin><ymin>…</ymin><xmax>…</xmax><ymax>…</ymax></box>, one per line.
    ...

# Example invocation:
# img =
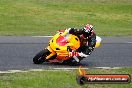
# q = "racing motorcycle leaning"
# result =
<box><xmin>33</xmin><ymin>30</ymin><xmax>101</xmax><ymax>65</ymax></box>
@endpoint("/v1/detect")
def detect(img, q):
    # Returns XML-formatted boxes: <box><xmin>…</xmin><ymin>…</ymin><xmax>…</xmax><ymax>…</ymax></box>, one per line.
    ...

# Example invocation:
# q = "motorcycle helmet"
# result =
<box><xmin>82</xmin><ymin>24</ymin><xmax>93</xmax><ymax>34</ymax></box>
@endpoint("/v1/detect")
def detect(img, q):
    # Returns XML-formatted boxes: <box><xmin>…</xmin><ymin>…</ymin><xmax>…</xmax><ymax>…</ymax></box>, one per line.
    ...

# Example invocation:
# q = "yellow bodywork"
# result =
<box><xmin>46</xmin><ymin>31</ymin><xmax>80</xmax><ymax>61</ymax></box>
<box><xmin>46</xmin><ymin>31</ymin><xmax>101</xmax><ymax>61</ymax></box>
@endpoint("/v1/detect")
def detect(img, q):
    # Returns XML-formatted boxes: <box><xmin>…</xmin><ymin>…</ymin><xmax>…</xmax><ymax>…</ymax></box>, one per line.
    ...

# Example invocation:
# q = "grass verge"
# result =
<box><xmin>0</xmin><ymin>0</ymin><xmax>132</xmax><ymax>36</ymax></box>
<box><xmin>0</xmin><ymin>68</ymin><xmax>132</xmax><ymax>88</ymax></box>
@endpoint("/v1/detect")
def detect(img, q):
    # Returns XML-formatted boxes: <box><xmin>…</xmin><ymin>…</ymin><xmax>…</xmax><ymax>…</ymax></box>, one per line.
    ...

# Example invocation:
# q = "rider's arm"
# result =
<box><xmin>68</xmin><ymin>28</ymin><xmax>83</xmax><ymax>35</ymax></box>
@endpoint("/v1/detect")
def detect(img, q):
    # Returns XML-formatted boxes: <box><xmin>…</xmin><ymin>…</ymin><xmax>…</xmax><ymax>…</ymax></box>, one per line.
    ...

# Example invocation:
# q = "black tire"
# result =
<box><xmin>33</xmin><ymin>49</ymin><xmax>50</xmax><ymax>64</ymax></box>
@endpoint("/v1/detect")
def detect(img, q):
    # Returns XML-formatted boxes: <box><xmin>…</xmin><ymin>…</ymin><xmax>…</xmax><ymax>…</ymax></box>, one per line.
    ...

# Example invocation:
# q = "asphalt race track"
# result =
<box><xmin>0</xmin><ymin>36</ymin><xmax>132</xmax><ymax>71</ymax></box>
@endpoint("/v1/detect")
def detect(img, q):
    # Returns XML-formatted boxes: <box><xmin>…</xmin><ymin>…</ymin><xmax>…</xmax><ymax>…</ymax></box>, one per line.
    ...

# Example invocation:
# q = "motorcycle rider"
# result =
<box><xmin>65</xmin><ymin>24</ymin><xmax>96</xmax><ymax>64</ymax></box>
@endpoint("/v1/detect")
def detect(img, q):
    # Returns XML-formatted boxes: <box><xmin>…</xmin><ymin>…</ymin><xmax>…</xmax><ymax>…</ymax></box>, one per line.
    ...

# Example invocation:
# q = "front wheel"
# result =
<box><xmin>33</xmin><ymin>49</ymin><xmax>50</xmax><ymax>64</ymax></box>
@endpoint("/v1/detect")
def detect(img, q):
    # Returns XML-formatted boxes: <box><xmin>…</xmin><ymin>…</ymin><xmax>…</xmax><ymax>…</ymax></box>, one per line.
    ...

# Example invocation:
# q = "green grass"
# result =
<box><xmin>0</xmin><ymin>0</ymin><xmax>132</xmax><ymax>36</ymax></box>
<box><xmin>0</xmin><ymin>68</ymin><xmax>132</xmax><ymax>88</ymax></box>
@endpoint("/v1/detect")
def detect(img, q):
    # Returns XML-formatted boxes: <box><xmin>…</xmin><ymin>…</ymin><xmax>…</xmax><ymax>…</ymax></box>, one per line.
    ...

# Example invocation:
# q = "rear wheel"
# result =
<box><xmin>33</xmin><ymin>49</ymin><xmax>50</xmax><ymax>64</ymax></box>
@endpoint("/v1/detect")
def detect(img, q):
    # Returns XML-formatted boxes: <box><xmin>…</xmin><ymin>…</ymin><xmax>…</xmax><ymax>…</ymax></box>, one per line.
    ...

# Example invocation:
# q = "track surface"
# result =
<box><xmin>0</xmin><ymin>36</ymin><xmax>132</xmax><ymax>71</ymax></box>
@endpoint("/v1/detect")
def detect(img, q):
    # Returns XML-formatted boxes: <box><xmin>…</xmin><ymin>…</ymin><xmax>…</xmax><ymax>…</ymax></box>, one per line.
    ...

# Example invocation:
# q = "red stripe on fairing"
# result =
<box><xmin>56</xmin><ymin>36</ymin><xmax>67</xmax><ymax>46</ymax></box>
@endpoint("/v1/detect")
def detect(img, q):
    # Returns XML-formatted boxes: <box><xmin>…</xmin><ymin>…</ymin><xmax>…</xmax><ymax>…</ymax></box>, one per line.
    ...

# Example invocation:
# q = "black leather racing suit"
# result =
<box><xmin>69</xmin><ymin>28</ymin><xmax>96</xmax><ymax>56</ymax></box>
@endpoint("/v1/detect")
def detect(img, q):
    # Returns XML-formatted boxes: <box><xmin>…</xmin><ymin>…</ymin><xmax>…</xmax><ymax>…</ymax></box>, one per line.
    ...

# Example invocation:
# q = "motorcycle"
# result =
<box><xmin>33</xmin><ymin>30</ymin><xmax>101</xmax><ymax>65</ymax></box>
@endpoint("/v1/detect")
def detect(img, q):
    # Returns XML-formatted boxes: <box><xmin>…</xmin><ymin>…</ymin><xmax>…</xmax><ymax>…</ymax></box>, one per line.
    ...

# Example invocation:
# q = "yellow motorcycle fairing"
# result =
<box><xmin>46</xmin><ymin>31</ymin><xmax>80</xmax><ymax>61</ymax></box>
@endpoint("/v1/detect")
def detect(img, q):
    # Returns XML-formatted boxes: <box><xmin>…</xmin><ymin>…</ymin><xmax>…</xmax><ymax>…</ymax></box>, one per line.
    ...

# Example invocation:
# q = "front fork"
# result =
<box><xmin>45</xmin><ymin>46</ymin><xmax>56</xmax><ymax>60</ymax></box>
